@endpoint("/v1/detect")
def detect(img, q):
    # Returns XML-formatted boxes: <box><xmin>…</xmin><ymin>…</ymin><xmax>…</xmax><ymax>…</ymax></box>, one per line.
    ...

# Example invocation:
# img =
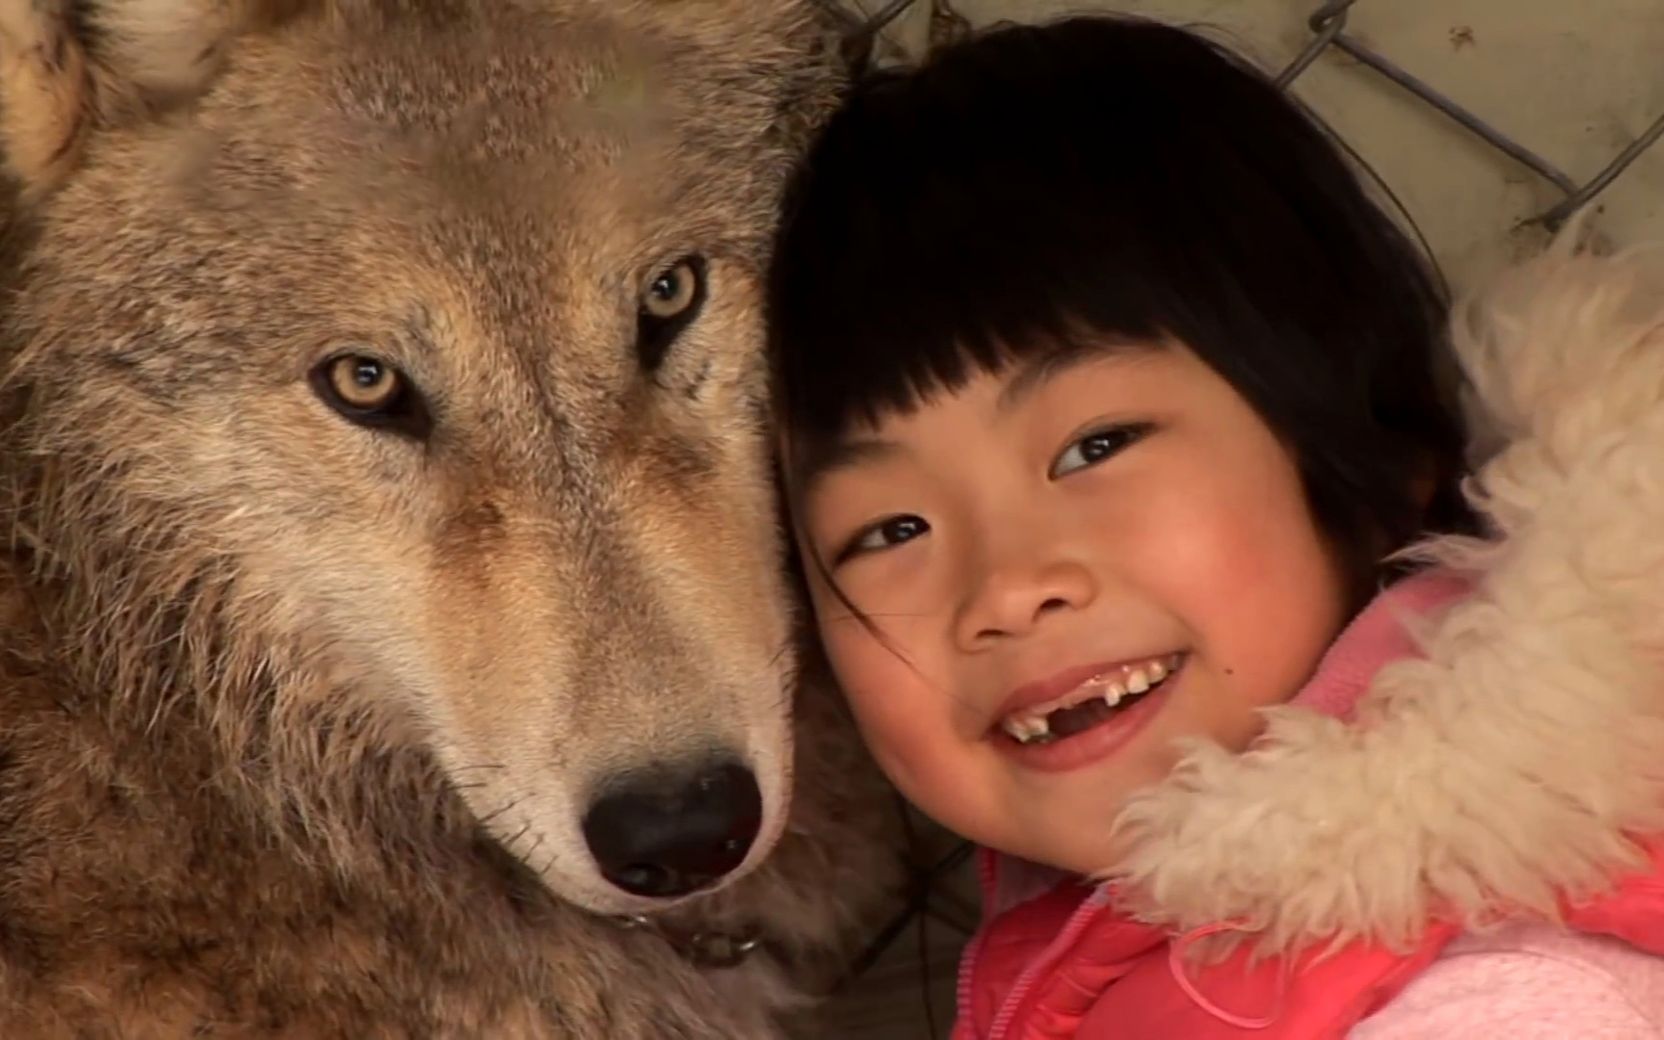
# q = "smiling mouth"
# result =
<box><xmin>997</xmin><ymin>653</ymin><xmax>1185</xmax><ymax>746</ymax></box>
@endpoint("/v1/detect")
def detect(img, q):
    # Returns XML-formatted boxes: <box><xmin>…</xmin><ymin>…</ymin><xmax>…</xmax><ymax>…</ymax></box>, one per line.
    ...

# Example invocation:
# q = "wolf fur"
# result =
<box><xmin>0</xmin><ymin>0</ymin><xmax>902</xmax><ymax>1035</ymax></box>
<box><xmin>1106</xmin><ymin>228</ymin><xmax>1664</xmax><ymax>957</ymax></box>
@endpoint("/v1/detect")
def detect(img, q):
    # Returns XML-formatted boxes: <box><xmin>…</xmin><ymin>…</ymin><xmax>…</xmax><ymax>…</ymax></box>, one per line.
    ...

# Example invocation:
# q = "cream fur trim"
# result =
<box><xmin>1103</xmin><ymin>229</ymin><xmax>1664</xmax><ymax>955</ymax></box>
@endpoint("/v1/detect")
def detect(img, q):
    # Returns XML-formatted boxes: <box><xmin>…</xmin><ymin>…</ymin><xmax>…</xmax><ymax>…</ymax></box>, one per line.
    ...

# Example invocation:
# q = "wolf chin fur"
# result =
<box><xmin>1106</xmin><ymin>225</ymin><xmax>1664</xmax><ymax>957</ymax></box>
<box><xmin>0</xmin><ymin>0</ymin><xmax>901</xmax><ymax>1035</ymax></box>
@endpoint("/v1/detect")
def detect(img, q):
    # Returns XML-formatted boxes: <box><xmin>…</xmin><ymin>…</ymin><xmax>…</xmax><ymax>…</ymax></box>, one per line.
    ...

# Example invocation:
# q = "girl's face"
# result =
<box><xmin>793</xmin><ymin>341</ymin><xmax>1350</xmax><ymax>875</ymax></box>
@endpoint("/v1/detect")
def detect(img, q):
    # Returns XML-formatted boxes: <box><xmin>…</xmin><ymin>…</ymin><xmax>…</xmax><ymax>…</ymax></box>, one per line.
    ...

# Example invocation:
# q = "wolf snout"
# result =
<box><xmin>581</xmin><ymin>758</ymin><xmax>763</xmax><ymax>898</ymax></box>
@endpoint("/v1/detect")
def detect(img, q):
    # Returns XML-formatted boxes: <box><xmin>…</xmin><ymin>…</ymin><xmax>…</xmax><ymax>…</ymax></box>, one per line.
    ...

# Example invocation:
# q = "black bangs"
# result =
<box><xmin>769</xmin><ymin>14</ymin><xmax>1477</xmax><ymax>585</ymax></box>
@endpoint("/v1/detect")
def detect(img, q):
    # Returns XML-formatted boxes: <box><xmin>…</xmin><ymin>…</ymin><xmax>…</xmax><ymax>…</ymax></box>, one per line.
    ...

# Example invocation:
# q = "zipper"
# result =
<box><xmin>986</xmin><ymin>885</ymin><xmax>1114</xmax><ymax>1040</ymax></box>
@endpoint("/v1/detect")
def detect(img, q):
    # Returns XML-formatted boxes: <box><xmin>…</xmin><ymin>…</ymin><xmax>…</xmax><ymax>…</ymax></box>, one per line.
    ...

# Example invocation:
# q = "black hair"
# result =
<box><xmin>768</xmin><ymin>15</ymin><xmax>1477</xmax><ymax>599</ymax></box>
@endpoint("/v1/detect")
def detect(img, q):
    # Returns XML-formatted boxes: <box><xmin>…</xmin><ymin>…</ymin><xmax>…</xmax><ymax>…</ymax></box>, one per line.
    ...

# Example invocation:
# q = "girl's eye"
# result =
<box><xmin>1049</xmin><ymin>423</ymin><xmax>1149</xmax><ymax>479</ymax></box>
<box><xmin>838</xmin><ymin>514</ymin><xmax>930</xmax><ymax>562</ymax></box>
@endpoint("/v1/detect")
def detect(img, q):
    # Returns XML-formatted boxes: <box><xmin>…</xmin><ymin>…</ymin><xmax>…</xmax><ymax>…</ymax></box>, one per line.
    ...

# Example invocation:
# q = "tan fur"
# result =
<box><xmin>0</xmin><ymin>0</ymin><xmax>902</xmax><ymax>1035</ymax></box>
<box><xmin>1104</xmin><ymin>225</ymin><xmax>1664</xmax><ymax>957</ymax></box>
<box><xmin>0</xmin><ymin>0</ymin><xmax>88</xmax><ymax>190</ymax></box>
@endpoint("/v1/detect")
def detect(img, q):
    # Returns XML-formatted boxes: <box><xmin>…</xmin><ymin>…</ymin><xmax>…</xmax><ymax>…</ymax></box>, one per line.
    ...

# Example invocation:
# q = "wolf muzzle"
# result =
<box><xmin>581</xmin><ymin>757</ymin><xmax>763</xmax><ymax>898</ymax></box>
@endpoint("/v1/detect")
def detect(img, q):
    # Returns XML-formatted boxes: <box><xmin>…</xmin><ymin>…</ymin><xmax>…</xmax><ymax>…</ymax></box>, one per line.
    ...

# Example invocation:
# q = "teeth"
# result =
<box><xmin>1001</xmin><ymin>714</ymin><xmax>1052</xmax><ymax>744</ymax></box>
<box><xmin>999</xmin><ymin>653</ymin><xmax>1183</xmax><ymax>744</ymax></box>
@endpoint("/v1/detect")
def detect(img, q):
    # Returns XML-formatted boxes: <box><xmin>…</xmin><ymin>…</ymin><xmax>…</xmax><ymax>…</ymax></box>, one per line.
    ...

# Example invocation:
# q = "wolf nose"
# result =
<box><xmin>582</xmin><ymin>759</ymin><xmax>763</xmax><ymax>898</ymax></box>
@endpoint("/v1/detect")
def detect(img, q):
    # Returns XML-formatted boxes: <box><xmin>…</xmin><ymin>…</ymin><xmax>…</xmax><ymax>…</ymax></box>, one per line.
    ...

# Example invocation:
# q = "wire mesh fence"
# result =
<box><xmin>824</xmin><ymin>0</ymin><xmax>1664</xmax><ymax>233</ymax></box>
<box><xmin>1276</xmin><ymin>0</ymin><xmax>1664</xmax><ymax>230</ymax></box>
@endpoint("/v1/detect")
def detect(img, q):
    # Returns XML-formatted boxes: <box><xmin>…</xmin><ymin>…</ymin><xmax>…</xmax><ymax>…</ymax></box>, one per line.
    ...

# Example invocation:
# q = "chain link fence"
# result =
<box><xmin>1276</xmin><ymin>0</ymin><xmax>1664</xmax><ymax>231</ymax></box>
<box><xmin>821</xmin><ymin>0</ymin><xmax>1664</xmax><ymax>249</ymax></box>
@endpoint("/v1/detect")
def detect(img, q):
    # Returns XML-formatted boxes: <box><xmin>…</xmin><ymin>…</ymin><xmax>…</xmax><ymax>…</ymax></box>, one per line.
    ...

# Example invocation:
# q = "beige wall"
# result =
<box><xmin>867</xmin><ymin>0</ymin><xmax>1664</xmax><ymax>292</ymax></box>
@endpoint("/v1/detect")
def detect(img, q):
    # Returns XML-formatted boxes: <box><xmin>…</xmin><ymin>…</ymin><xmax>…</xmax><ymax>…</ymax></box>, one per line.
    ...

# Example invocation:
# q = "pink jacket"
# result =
<box><xmin>953</xmin><ymin>570</ymin><xmax>1664</xmax><ymax>1038</ymax></box>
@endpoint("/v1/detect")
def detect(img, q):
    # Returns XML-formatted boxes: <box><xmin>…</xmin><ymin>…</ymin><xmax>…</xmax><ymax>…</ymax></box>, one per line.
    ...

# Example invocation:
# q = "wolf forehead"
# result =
<box><xmin>264</xmin><ymin>8</ymin><xmax>803</xmax><ymax>186</ymax></box>
<box><xmin>19</xmin><ymin>2</ymin><xmax>821</xmax><ymax>396</ymax></box>
<box><xmin>46</xmin><ymin>2</ymin><xmax>814</xmax><ymax>274</ymax></box>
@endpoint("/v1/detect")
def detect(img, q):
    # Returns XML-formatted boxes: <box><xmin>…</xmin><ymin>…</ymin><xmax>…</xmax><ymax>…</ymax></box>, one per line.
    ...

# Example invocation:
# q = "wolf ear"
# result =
<box><xmin>0</xmin><ymin>0</ymin><xmax>90</xmax><ymax>192</ymax></box>
<box><xmin>0</xmin><ymin>0</ymin><xmax>300</xmax><ymax>196</ymax></box>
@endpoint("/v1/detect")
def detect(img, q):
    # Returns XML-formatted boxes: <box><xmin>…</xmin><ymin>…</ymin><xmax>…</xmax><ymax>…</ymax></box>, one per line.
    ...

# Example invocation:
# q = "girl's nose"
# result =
<box><xmin>953</xmin><ymin>553</ymin><xmax>1097</xmax><ymax>650</ymax></box>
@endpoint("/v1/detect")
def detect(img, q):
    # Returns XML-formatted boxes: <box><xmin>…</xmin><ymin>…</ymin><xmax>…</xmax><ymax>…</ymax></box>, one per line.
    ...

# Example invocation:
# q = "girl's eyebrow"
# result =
<box><xmin>799</xmin><ymin>436</ymin><xmax>901</xmax><ymax>490</ymax></box>
<box><xmin>995</xmin><ymin>337</ymin><xmax>1154</xmax><ymax>415</ymax></box>
<box><xmin>799</xmin><ymin>339</ymin><xmax>1159</xmax><ymax>491</ymax></box>
<box><xmin>800</xmin><ymin>358</ymin><xmax>1082</xmax><ymax>491</ymax></box>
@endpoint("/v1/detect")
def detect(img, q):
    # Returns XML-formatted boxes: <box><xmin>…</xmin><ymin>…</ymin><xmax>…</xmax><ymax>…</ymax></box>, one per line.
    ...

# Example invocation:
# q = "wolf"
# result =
<box><xmin>0</xmin><ymin>0</ymin><xmax>901</xmax><ymax>1035</ymax></box>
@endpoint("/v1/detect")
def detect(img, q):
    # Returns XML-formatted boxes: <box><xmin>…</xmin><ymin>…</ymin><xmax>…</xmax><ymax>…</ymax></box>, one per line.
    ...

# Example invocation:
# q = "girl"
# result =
<box><xmin>769</xmin><ymin>14</ymin><xmax>1664</xmax><ymax>1038</ymax></box>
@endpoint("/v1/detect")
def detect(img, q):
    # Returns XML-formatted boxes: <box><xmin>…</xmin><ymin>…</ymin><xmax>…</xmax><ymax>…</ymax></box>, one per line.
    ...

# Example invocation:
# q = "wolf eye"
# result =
<box><xmin>327</xmin><ymin>356</ymin><xmax>398</xmax><ymax>409</ymax></box>
<box><xmin>310</xmin><ymin>353</ymin><xmax>431</xmax><ymax>439</ymax></box>
<box><xmin>644</xmin><ymin>260</ymin><xmax>699</xmax><ymax>318</ymax></box>
<box><xmin>1049</xmin><ymin>423</ymin><xmax>1149</xmax><ymax>478</ymax></box>
<box><xmin>637</xmin><ymin>255</ymin><xmax>707</xmax><ymax>372</ymax></box>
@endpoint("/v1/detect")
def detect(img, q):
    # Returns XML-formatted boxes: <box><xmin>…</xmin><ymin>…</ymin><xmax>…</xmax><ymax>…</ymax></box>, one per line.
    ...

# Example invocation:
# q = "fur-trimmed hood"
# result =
<box><xmin>1102</xmin><ymin>231</ymin><xmax>1664</xmax><ymax>955</ymax></box>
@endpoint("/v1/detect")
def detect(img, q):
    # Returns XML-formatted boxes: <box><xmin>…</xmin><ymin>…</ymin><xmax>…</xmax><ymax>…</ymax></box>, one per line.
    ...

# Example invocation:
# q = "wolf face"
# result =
<box><xmin>0</xmin><ymin>0</ymin><xmax>841</xmax><ymax>916</ymax></box>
